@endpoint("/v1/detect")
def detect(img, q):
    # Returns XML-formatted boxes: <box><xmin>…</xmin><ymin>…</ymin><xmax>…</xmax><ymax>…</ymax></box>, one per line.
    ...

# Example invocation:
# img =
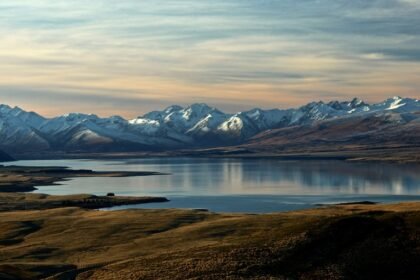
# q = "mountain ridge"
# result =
<box><xmin>0</xmin><ymin>97</ymin><xmax>418</xmax><ymax>154</ymax></box>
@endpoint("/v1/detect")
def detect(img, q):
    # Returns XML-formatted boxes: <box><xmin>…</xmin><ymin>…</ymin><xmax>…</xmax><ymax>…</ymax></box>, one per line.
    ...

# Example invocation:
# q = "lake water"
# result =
<box><xmin>5</xmin><ymin>158</ymin><xmax>420</xmax><ymax>213</ymax></box>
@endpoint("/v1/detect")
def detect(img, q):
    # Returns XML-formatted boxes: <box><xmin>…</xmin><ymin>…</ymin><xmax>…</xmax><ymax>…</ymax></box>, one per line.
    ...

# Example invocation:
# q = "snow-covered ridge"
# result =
<box><xmin>0</xmin><ymin>97</ymin><xmax>418</xmax><ymax>152</ymax></box>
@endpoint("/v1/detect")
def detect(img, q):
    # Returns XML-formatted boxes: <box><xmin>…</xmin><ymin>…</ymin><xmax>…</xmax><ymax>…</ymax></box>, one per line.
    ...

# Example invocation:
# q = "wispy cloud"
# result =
<box><xmin>0</xmin><ymin>0</ymin><xmax>419</xmax><ymax>117</ymax></box>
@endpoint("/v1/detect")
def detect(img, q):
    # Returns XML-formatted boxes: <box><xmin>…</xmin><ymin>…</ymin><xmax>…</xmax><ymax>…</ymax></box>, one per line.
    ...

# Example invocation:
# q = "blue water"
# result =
<box><xmin>5</xmin><ymin>158</ymin><xmax>420</xmax><ymax>213</ymax></box>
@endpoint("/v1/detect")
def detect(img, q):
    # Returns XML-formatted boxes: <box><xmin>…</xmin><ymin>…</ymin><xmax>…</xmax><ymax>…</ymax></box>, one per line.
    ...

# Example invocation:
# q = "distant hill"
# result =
<box><xmin>0</xmin><ymin>97</ymin><xmax>418</xmax><ymax>154</ymax></box>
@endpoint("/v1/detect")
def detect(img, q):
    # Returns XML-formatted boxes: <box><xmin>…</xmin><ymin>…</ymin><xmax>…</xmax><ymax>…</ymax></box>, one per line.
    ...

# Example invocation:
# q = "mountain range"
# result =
<box><xmin>0</xmin><ymin>97</ymin><xmax>419</xmax><ymax>155</ymax></box>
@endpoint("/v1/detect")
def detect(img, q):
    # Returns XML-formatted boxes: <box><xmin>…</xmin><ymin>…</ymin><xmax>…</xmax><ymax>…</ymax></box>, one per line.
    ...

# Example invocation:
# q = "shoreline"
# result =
<box><xmin>0</xmin><ymin>165</ymin><xmax>170</xmax><ymax>211</ymax></box>
<box><xmin>0</xmin><ymin>165</ymin><xmax>167</xmax><ymax>193</ymax></box>
<box><xmin>0</xmin><ymin>192</ymin><xmax>169</xmax><ymax>212</ymax></box>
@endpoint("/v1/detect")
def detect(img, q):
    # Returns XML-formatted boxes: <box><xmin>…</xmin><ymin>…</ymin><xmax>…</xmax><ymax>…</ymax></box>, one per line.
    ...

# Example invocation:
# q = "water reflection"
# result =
<box><xmin>8</xmin><ymin>158</ymin><xmax>419</xmax><ymax>197</ymax></box>
<box><xmin>119</xmin><ymin>158</ymin><xmax>420</xmax><ymax>195</ymax></box>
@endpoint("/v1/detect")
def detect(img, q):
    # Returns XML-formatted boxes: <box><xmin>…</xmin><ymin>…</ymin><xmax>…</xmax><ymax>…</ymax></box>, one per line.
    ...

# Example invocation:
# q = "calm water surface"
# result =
<box><xmin>5</xmin><ymin>158</ymin><xmax>420</xmax><ymax>213</ymax></box>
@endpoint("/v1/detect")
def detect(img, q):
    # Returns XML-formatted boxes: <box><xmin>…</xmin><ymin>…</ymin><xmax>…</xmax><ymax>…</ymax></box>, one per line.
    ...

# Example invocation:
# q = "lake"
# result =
<box><xmin>5</xmin><ymin>158</ymin><xmax>420</xmax><ymax>213</ymax></box>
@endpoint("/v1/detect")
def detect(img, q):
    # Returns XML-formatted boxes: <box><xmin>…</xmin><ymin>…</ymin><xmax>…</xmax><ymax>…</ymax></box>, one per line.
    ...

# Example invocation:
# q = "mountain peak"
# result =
<box><xmin>61</xmin><ymin>113</ymin><xmax>99</xmax><ymax>120</ymax></box>
<box><xmin>350</xmin><ymin>97</ymin><xmax>364</xmax><ymax>105</ymax></box>
<box><xmin>0</xmin><ymin>104</ymin><xmax>25</xmax><ymax>114</ymax></box>
<box><xmin>164</xmin><ymin>105</ymin><xmax>183</xmax><ymax>114</ymax></box>
<box><xmin>187</xmin><ymin>103</ymin><xmax>213</xmax><ymax>111</ymax></box>
<box><xmin>0</xmin><ymin>104</ymin><xmax>11</xmax><ymax>113</ymax></box>
<box><xmin>349</xmin><ymin>97</ymin><xmax>367</xmax><ymax>108</ymax></box>
<box><xmin>183</xmin><ymin>103</ymin><xmax>224</xmax><ymax>117</ymax></box>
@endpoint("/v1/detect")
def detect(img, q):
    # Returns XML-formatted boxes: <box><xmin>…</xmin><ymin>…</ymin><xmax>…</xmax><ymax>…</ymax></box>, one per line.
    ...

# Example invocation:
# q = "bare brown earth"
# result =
<box><xmin>0</xmin><ymin>202</ymin><xmax>418</xmax><ymax>279</ymax></box>
<box><xmin>0</xmin><ymin>165</ymin><xmax>166</xmax><ymax>192</ymax></box>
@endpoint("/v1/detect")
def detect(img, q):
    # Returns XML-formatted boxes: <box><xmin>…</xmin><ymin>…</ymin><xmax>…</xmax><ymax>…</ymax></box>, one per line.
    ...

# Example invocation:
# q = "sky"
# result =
<box><xmin>0</xmin><ymin>0</ymin><xmax>420</xmax><ymax>118</ymax></box>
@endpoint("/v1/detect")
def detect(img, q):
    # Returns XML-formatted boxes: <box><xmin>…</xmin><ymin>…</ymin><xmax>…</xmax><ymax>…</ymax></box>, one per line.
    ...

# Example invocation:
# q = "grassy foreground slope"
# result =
<box><xmin>0</xmin><ymin>202</ymin><xmax>419</xmax><ymax>279</ymax></box>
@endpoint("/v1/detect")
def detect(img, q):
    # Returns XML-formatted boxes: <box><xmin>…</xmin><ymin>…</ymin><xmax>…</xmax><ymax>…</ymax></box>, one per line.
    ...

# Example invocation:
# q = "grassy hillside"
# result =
<box><xmin>0</xmin><ymin>202</ymin><xmax>419</xmax><ymax>279</ymax></box>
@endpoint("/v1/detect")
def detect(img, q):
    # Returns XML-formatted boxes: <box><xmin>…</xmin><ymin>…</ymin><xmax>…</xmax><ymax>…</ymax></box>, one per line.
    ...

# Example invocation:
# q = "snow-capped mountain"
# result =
<box><xmin>0</xmin><ymin>105</ymin><xmax>49</xmax><ymax>151</ymax></box>
<box><xmin>0</xmin><ymin>97</ymin><xmax>418</xmax><ymax>153</ymax></box>
<box><xmin>243</xmin><ymin>108</ymin><xmax>420</xmax><ymax>154</ymax></box>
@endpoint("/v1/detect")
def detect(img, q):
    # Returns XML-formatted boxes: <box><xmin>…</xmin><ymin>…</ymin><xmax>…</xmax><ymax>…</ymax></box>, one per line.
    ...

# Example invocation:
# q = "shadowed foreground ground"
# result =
<box><xmin>0</xmin><ymin>202</ymin><xmax>419</xmax><ymax>279</ymax></box>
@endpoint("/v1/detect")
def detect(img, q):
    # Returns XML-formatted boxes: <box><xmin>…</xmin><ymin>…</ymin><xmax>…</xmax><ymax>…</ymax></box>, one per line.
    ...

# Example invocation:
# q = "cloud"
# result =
<box><xmin>0</xmin><ymin>0</ymin><xmax>419</xmax><ymax>116</ymax></box>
